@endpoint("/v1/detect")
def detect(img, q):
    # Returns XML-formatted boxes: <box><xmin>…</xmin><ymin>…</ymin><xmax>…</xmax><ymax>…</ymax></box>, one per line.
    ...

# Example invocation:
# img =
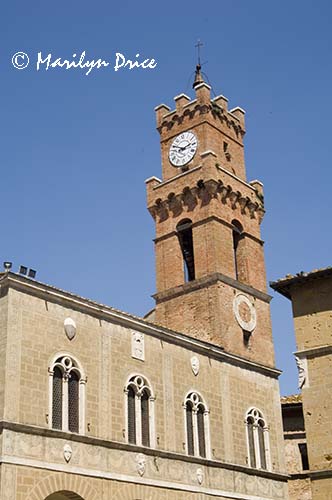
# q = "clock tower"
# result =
<box><xmin>146</xmin><ymin>66</ymin><xmax>275</xmax><ymax>367</ymax></box>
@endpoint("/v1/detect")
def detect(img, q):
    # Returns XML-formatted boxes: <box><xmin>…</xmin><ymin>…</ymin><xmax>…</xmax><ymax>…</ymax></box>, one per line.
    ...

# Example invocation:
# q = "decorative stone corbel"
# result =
<box><xmin>155</xmin><ymin>200</ymin><xmax>169</xmax><ymax>222</ymax></box>
<box><xmin>229</xmin><ymin>190</ymin><xmax>241</xmax><ymax>209</ymax></box>
<box><xmin>295</xmin><ymin>355</ymin><xmax>308</xmax><ymax>389</ymax></box>
<box><xmin>256</xmin><ymin>206</ymin><xmax>265</xmax><ymax>224</ymax></box>
<box><xmin>220</xmin><ymin>185</ymin><xmax>231</xmax><ymax>203</ymax></box>
<box><xmin>182</xmin><ymin>187</ymin><xmax>197</xmax><ymax>211</ymax></box>
<box><xmin>247</xmin><ymin>201</ymin><xmax>258</xmax><ymax>218</ymax></box>
<box><xmin>205</xmin><ymin>180</ymin><xmax>218</xmax><ymax>197</ymax></box>
<box><xmin>238</xmin><ymin>196</ymin><xmax>249</xmax><ymax>214</ymax></box>
<box><xmin>167</xmin><ymin>193</ymin><xmax>182</xmax><ymax>217</ymax></box>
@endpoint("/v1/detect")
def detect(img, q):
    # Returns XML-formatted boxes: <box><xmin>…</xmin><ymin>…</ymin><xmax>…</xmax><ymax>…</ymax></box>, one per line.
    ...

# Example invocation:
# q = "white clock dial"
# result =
<box><xmin>169</xmin><ymin>131</ymin><xmax>198</xmax><ymax>167</ymax></box>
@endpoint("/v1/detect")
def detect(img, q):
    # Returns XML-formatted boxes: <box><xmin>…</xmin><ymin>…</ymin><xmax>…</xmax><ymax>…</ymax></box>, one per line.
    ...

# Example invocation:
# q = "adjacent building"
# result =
<box><xmin>272</xmin><ymin>267</ymin><xmax>332</xmax><ymax>500</ymax></box>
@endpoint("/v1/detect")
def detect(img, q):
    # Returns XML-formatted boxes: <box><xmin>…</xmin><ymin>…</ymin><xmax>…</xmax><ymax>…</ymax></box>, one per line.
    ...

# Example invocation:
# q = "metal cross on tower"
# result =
<box><xmin>195</xmin><ymin>39</ymin><xmax>203</xmax><ymax>66</ymax></box>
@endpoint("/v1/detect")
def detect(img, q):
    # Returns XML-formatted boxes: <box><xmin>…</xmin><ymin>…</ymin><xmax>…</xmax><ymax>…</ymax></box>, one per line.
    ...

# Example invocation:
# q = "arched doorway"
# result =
<box><xmin>45</xmin><ymin>492</ymin><xmax>84</xmax><ymax>500</ymax></box>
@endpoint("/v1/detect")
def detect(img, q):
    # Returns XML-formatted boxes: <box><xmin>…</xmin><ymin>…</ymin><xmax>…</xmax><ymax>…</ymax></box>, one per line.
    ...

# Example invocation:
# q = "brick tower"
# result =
<box><xmin>146</xmin><ymin>66</ymin><xmax>275</xmax><ymax>367</ymax></box>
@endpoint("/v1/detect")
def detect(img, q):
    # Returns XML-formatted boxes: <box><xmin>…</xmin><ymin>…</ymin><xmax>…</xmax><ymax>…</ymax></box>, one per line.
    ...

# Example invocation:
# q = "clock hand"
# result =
<box><xmin>177</xmin><ymin>143</ymin><xmax>191</xmax><ymax>151</ymax></box>
<box><xmin>171</xmin><ymin>141</ymin><xmax>194</xmax><ymax>152</ymax></box>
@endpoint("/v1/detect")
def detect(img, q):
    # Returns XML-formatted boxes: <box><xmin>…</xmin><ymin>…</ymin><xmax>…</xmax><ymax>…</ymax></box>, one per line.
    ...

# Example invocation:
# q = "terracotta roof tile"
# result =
<box><xmin>270</xmin><ymin>266</ymin><xmax>332</xmax><ymax>298</ymax></box>
<box><xmin>281</xmin><ymin>394</ymin><xmax>302</xmax><ymax>404</ymax></box>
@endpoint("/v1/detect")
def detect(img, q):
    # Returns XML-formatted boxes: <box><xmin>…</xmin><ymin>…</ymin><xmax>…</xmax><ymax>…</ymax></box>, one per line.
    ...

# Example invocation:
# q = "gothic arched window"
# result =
<box><xmin>184</xmin><ymin>392</ymin><xmax>210</xmax><ymax>459</ymax></box>
<box><xmin>49</xmin><ymin>355</ymin><xmax>86</xmax><ymax>434</ymax></box>
<box><xmin>246</xmin><ymin>408</ymin><xmax>271</xmax><ymax>470</ymax></box>
<box><xmin>177</xmin><ymin>219</ymin><xmax>195</xmax><ymax>282</ymax></box>
<box><xmin>125</xmin><ymin>375</ymin><xmax>155</xmax><ymax>448</ymax></box>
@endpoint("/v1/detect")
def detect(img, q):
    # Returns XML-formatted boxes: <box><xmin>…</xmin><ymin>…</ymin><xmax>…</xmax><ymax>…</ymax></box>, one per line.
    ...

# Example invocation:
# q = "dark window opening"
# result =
<box><xmin>282</xmin><ymin>404</ymin><xmax>305</xmax><ymax>433</ymax></box>
<box><xmin>141</xmin><ymin>390</ymin><xmax>150</xmax><ymax>447</ymax></box>
<box><xmin>247</xmin><ymin>418</ymin><xmax>256</xmax><ymax>468</ymax></box>
<box><xmin>128</xmin><ymin>386</ymin><xmax>136</xmax><ymax>444</ymax></box>
<box><xmin>258</xmin><ymin>421</ymin><xmax>267</xmax><ymax>470</ymax></box>
<box><xmin>186</xmin><ymin>401</ymin><xmax>194</xmax><ymax>455</ymax></box>
<box><xmin>52</xmin><ymin>366</ymin><xmax>63</xmax><ymax>430</ymax></box>
<box><xmin>232</xmin><ymin>220</ymin><xmax>243</xmax><ymax>280</ymax></box>
<box><xmin>299</xmin><ymin>443</ymin><xmax>309</xmax><ymax>470</ymax></box>
<box><xmin>243</xmin><ymin>329</ymin><xmax>251</xmax><ymax>346</ymax></box>
<box><xmin>68</xmin><ymin>371</ymin><xmax>79</xmax><ymax>433</ymax></box>
<box><xmin>177</xmin><ymin>219</ymin><xmax>195</xmax><ymax>282</ymax></box>
<box><xmin>197</xmin><ymin>406</ymin><xmax>206</xmax><ymax>458</ymax></box>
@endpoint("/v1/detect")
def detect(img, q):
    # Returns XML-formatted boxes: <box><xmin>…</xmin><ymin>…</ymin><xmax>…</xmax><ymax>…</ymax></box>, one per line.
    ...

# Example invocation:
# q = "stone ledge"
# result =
<box><xmin>0</xmin><ymin>421</ymin><xmax>288</xmax><ymax>483</ymax></box>
<box><xmin>309</xmin><ymin>468</ymin><xmax>332</xmax><ymax>480</ymax></box>
<box><xmin>294</xmin><ymin>345</ymin><xmax>332</xmax><ymax>358</ymax></box>
<box><xmin>288</xmin><ymin>472</ymin><xmax>310</xmax><ymax>480</ymax></box>
<box><xmin>153</xmin><ymin>272</ymin><xmax>272</xmax><ymax>305</ymax></box>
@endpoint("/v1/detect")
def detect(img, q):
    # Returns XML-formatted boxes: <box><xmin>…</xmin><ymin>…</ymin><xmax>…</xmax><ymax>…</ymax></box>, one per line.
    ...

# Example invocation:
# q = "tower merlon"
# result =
<box><xmin>250</xmin><ymin>180</ymin><xmax>264</xmax><ymax>202</ymax></box>
<box><xmin>174</xmin><ymin>93</ymin><xmax>191</xmax><ymax>113</ymax></box>
<box><xmin>212</xmin><ymin>95</ymin><xmax>229</xmax><ymax>112</ymax></box>
<box><xmin>145</xmin><ymin>176</ymin><xmax>162</xmax><ymax>200</ymax></box>
<box><xmin>145</xmin><ymin>176</ymin><xmax>162</xmax><ymax>186</ymax></box>
<box><xmin>229</xmin><ymin>107</ymin><xmax>246</xmax><ymax>128</ymax></box>
<box><xmin>194</xmin><ymin>82</ymin><xmax>211</xmax><ymax>106</ymax></box>
<box><xmin>155</xmin><ymin>104</ymin><xmax>171</xmax><ymax>127</ymax></box>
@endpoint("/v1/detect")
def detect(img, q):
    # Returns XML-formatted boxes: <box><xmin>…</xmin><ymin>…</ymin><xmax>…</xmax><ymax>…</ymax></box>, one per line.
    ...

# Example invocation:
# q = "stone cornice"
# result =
<box><xmin>309</xmin><ymin>468</ymin><xmax>332</xmax><ymax>480</ymax></box>
<box><xmin>288</xmin><ymin>472</ymin><xmax>310</xmax><ymax>480</ymax></box>
<box><xmin>294</xmin><ymin>345</ymin><xmax>332</xmax><ymax>358</ymax></box>
<box><xmin>148</xmin><ymin>178</ymin><xmax>265</xmax><ymax>224</ymax></box>
<box><xmin>0</xmin><ymin>273</ymin><xmax>280</xmax><ymax>379</ymax></box>
<box><xmin>215</xmin><ymin>165</ymin><xmax>255</xmax><ymax>192</ymax></box>
<box><xmin>0</xmin><ymin>421</ymin><xmax>288</xmax><ymax>483</ymax></box>
<box><xmin>153</xmin><ymin>272</ymin><xmax>272</xmax><ymax>305</ymax></box>
<box><xmin>151</xmin><ymin>164</ymin><xmax>202</xmax><ymax>189</ymax></box>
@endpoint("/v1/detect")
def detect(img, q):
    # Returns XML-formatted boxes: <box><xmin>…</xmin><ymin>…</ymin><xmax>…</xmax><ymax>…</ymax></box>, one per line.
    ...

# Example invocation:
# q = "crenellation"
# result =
<box><xmin>147</xmin><ymin>173</ymin><xmax>264</xmax><ymax>227</ymax></box>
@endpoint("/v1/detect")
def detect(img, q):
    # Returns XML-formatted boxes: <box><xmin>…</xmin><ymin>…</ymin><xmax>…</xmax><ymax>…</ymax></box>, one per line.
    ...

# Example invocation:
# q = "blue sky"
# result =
<box><xmin>2</xmin><ymin>1</ymin><xmax>332</xmax><ymax>395</ymax></box>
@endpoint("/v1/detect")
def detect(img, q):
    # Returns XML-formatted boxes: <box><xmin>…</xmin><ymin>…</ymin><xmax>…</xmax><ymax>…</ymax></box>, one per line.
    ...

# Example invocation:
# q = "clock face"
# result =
<box><xmin>169</xmin><ymin>131</ymin><xmax>198</xmax><ymax>167</ymax></box>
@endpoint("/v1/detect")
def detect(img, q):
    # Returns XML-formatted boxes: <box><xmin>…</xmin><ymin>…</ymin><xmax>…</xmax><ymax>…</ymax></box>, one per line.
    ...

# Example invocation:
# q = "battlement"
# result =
<box><xmin>155</xmin><ymin>84</ymin><xmax>246</xmax><ymax>137</ymax></box>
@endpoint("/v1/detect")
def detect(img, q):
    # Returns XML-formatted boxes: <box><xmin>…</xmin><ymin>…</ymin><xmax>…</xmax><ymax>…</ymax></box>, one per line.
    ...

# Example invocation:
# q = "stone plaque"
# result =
<box><xmin>132</xmin><ymin>331</ymin><xmax>145</xmax><ymax>361</ymax></box>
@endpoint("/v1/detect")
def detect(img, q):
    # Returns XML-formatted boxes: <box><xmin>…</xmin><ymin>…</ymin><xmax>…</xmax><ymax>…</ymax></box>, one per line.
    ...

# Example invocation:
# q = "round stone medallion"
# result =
<box><xmin>233</xmin><ymin>294</ymin><xmax>257</xmax><ymax>332</ymax></box>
